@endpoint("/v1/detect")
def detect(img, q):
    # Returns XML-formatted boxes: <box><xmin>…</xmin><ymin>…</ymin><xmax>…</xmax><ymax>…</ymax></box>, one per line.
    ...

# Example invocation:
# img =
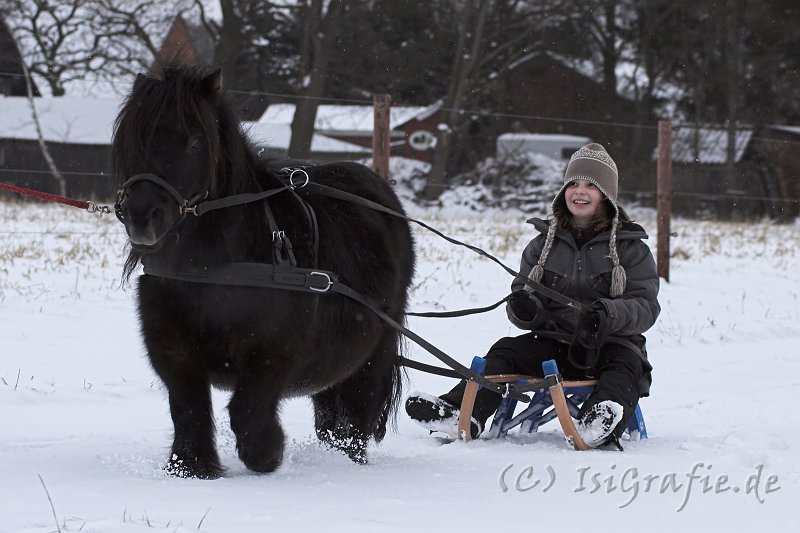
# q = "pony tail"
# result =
<box><xmin>373</xmin><ymin>327</ymin><xmax>406</xmax><ymax>442</ymax></box>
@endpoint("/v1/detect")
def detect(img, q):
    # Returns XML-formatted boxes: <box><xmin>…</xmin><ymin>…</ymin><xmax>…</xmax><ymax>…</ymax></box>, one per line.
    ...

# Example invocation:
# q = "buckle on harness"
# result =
<box><xmin>179</xmin><ymin>191</ymin><xmax>208</xmax><ymax>217</ymax></box>
<box><xmin>309</xmin><ymin>271</ymin><xmax>332</xmax><ymax>292</ymax></box>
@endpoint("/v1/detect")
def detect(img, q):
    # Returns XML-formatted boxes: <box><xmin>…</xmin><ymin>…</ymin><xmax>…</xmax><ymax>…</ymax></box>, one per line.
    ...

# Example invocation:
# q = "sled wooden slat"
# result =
<box><xmin>459</xmin><ymin>375</ymin><xmax>531</xmax><ymax>442</ymax></box>
<box><xmin>458</xmin><ymin>382</ymin><xmax>479</xmax><ymax>441</ymax></box>
<box><xmin>457</xmin><ymin>371</ymin><xmax>597</xmax><ymax>447</ymax></box>
<box><xmin>547</xmin><ymin>377</ymin><xmax>591</xmax><ymax>450</ymax></box>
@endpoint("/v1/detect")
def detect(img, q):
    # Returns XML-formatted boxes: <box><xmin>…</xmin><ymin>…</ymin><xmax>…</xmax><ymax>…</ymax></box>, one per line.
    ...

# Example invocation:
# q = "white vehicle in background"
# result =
<box><xmin>496</xmin><ymin>133</ymin><xmax>592</xmax><ymax>161</ymax></box>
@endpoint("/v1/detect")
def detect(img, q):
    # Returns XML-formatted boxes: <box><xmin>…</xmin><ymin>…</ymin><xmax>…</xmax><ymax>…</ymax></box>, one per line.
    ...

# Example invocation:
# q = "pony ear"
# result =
<box><xmin>202</xmin><ymin>69</ymin><xmax>223</xmax><ymax>101</ymax></box>
<box><xmin>133</xmin><ymin>73</ymin><xmax>148</xmax><ymax>91</ymax></box>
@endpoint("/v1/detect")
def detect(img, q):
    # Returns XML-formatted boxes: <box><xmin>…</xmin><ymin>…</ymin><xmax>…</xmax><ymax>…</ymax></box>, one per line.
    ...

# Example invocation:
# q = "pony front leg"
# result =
<box><xmin>164</xmin><ymin>379</ymin><xmax>222</xmax><ymax>479</ymax></box>
<box><xmin>228</xmin><ymin>370</ymin><xmax>286</xmax><ymax>473</ymax></box>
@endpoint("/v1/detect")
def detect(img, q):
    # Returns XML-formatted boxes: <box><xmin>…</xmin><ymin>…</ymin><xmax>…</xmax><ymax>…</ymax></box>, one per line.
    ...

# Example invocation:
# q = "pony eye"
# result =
<box><xmin>189</xmin><ymin>137</ymin><xmax>203</xmax><ymax>155</ymax></box>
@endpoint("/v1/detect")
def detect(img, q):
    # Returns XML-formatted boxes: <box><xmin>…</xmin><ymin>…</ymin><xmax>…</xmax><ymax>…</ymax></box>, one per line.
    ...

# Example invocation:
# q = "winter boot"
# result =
<box><xmin>405</xmin><ymin>392</ymin><xmax>482</xmax><ymax>440</ymax></box>
<box><xmin>575</xmin><ymin>400</ymin><xmax>624</xmax><ymax>448</ymax></box>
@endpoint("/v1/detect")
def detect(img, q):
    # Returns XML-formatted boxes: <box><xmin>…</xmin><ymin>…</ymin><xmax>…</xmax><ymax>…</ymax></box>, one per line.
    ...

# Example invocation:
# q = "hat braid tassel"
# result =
<box><xmin>611</xmin><ymin>263</ymin><xmax>627</xmax><ymax>297</ymax></box>
<box><xmin>526</xmin><ymin>219</ymin><xmax>557</xmax><ymax>292</ymax></box>
<box><xmin>608</xmin><ymin>217</ymin><xmax>626</xmax><ymax>297</ymax></box>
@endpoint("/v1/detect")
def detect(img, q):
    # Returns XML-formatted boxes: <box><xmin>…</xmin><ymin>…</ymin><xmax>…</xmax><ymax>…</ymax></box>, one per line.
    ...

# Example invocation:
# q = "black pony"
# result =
<box><xmin>112</xmin><ymin>63</ymin><xmax>415</xmax><ymax>478</ymax></box>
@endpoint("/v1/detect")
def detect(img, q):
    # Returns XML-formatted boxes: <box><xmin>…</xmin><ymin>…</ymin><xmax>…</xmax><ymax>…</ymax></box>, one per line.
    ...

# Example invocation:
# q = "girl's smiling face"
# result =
<box><xmin>565</xmin><ymin>179</ymin><xmax>604</xmax><ymax>225</ymax></box>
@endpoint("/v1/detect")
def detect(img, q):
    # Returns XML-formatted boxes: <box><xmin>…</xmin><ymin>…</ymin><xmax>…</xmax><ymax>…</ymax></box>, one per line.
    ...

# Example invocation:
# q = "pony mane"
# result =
<box><xmin>112</xmin><ymin>61</ymin><xmax>257</xmax><ymax>196</ymax></box>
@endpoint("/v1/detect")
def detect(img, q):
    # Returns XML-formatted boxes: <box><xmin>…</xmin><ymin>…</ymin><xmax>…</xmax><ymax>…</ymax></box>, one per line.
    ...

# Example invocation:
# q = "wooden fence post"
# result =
<box><xmin>657</xmin><ymin>120</ymin><xmax>673</xmax><ymax>282</ymax></box>
<box><xmin>372</xmin><ymin>94</ymin><xmax>391</xmax><ymax>182</ymax></box>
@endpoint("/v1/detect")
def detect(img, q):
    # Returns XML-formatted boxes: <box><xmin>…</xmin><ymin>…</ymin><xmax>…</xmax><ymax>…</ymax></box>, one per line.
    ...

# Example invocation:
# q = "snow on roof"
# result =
<box><xmin>0</xmin><ymin>95</ymin><xmax>122</xmax><ymax>144</ymax></box>
<box><xmin>258</xmin><ymin>104</ymin><xmax>431</xmax><ymax>133</ymax></box>
<box><xmin>769</xmin><ymin>125</ymin><xmax>800</xmax><ymax>136</ymax></box>
<box><xmin>243</xmin><ymin>122</ymin><xmax>370</xmax><ymax>153</ymax></box>
<box><xmin>0</xmin><ymin>96</ymin><xmax>368</xmax><ymax>153</ymax></box>
<box><xmin>669</xmin><ymin>126</ymin><xmax>753</xmax><ymax>165</ymax></box>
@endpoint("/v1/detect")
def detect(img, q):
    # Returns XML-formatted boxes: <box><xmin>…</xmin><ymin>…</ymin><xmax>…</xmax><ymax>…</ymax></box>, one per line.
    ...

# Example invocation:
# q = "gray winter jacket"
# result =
<box><xmin>507</xmin><ymin>218</ymin><xmax>660</xmax><ymax>392</ymax></box>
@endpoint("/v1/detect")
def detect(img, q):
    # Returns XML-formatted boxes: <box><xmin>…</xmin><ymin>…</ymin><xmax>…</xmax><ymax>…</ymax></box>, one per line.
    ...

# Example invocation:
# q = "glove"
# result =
<box><xmin>576</xmin><ymin>302</ymin><xmax>609</xmax><ymax>347</ymax></box>
<box><xmin>507</xmin><ymin>290</ymin><xmax>542</xmax><ymax>322</ymax></box>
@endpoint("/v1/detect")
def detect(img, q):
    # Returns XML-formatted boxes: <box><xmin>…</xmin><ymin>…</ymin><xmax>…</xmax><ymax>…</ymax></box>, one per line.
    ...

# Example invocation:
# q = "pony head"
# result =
<box><xmin>112</xmin><ymin>63</ymin><xmax>236</xmax><ymax>252</ymax></box>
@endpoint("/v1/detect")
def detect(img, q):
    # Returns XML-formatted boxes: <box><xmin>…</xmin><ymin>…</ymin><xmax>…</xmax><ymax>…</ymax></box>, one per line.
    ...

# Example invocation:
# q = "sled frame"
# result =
<box><xmin>457</xmin><ymin>357</ymin><xmax>646</xmax><ymax>449</ymax></box>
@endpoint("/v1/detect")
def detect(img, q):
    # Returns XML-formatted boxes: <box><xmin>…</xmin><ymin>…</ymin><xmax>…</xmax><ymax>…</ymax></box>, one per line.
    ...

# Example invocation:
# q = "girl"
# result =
<box><xmin>406</xmin><ymin>143</ymin><xmax>660</xmax><ymax>448</ymax></box>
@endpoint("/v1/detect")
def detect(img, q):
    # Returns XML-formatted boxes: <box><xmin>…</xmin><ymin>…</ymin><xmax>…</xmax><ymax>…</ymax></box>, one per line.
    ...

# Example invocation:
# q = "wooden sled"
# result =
<box><xmin>457</xmin><ymin>357</ymin><xmax>647</xmax><ymax>449</ymax></box>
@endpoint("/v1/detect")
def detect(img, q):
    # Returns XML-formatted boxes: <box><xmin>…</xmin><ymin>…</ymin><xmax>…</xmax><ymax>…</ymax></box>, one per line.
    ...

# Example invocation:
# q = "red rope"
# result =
<box><xmin>0</xmin><ymin>182</ymin><xmax>92</xmax><ymax>210</ymax></box>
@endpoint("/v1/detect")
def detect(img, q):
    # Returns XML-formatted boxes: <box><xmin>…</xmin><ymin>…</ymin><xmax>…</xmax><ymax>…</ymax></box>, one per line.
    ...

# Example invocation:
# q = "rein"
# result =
<box><xmin>4</xmin><ymin>169</ymin><xmax>596</xmax><ymax>396</ymax></box>
<box><xmin>120</xmin><ymin>168</ymin><xmax>556</xmax><ymax>401</ymax></box>
<box><xmin>113</xmin><ymin>169</ymin><xmax>586</xmax><ymax>316</ymax></box>
<box><xmin>301</xmin><ymin>180</ymin><xmax>592</xmax><ymax>315</ymax></box>
<box><xmin>125</xmin><ymin>167</ymin><xmax>596</xmax><ymax>398</ymax></box>
<box><xmin>0</xmin><ymin>182</ymin><xmax>114</xmax><ymax>214</ymax></box>
<box><xmin>2</xmin><ymin>173</ymin><xmax>588</xmax><ymax>315</ymax></box>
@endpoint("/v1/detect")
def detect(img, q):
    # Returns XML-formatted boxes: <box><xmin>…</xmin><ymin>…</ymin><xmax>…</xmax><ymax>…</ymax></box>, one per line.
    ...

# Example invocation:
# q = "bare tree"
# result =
<box><xmin>422</xmin><ymin>0</ymin><xmax>490</xmax><ymax>201</ymax></box>
<box><xmin>288</xmin><ymin>0</ymin><xmax>348</xmax><ymax>159</ymax></box>
<box><xmin>572</xmin><ymin>0</ymin><xmax>636</xmax><ymax>96</ymax></box>
<box><xmin>211</xmin><ymin>0</ymin><xmax>298</xmax><ymax>117</ymax></box>
<box><xmin>630</xmin><ymin>1</ymin><xmax>679</xmax><ymax>119</ymax></box>
<box><xmin>0</xmin><ymin>0</ymin><xmax>93</xmax><ymax>96</ymax></box>
<box><xmin>0</xmin><ymin>0</ymin><xmax>193</xmax><ymax>96</ymax></box>
<box><xmin>422</xmin><ymin>0</ymin><xmax>569</xmax><ymax>200</ymax></box>
<box><xmin>0</xmin><ymin>0</ymin><xmax>192</xmax><ymax>195</ymax></box>
<box><xmin>90</xmin><ymin>0</ymin><xmax>194</xmax><ymax>73</ymax></box>
<box><xmin>0</xmin><ymin>16</ymin><xmax>65</xmax><ymax>194</ymax></box>
<box><xmin>213</xmin><ymin>0</ymin><xmax>245</xmax><ymax>86</ymax></box>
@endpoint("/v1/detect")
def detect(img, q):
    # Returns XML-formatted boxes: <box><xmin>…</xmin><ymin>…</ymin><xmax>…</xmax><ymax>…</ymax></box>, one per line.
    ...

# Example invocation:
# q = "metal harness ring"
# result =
<box><xmin>288</xmin><ymin>169</ymin><xmax>310</xmax><ymax>188</ymax></box>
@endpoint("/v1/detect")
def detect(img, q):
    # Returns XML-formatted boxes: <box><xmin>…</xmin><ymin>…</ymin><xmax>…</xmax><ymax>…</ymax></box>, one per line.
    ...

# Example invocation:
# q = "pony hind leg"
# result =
<box><xmin>313</xmin><ymin>328</ymin><xmax>403</xmax><ymax>464</ymax></box>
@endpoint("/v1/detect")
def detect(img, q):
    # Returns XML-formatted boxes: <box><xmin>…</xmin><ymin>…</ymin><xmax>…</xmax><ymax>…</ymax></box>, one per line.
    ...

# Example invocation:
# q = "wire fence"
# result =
<box><xmin>3</xmin><ymin>69</ymin><xmax>800</xmax><ymax>146</ymax></box>
<box><xmin>2</xmin><ymin>71</ymin><xmax>799</xmax><ymax>220</ymax></box>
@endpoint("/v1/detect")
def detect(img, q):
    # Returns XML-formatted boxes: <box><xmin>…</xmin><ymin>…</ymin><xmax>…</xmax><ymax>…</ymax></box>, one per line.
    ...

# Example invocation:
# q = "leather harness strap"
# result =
<box><xmin>141</xmin><ymin>259</ymin><xmax>529</xmax><ymax>402</ymax></box>
<box><xmin>123</xmin><ymin>167</ymin><xmax>596</xmax><ymax>399</ymax></box>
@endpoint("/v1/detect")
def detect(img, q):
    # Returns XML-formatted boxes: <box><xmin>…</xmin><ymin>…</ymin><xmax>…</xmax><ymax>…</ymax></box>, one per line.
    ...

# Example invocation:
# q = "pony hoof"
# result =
<box><xmin>346</xmin><ymin>448</ymin><xmax>368</xmax><ymax>465</ymax></box>
<box><xmin>165</xmin><ymin>455</ymin><xmax>223</xmax><ymax>480</ymax></box>
<box><xmin>318</xmin><ymin>430</ymin><xmax>368</xmax><ymax>464</ymax></box>
<box><xmin>241</xmin><ymin>458</ymin><xmax>282</xmax><ymax>473</ymax></box>
<box><xmin>237</xmin><ymin>447</ymin><xmax>283</xmax><ymax>473</ymax></box>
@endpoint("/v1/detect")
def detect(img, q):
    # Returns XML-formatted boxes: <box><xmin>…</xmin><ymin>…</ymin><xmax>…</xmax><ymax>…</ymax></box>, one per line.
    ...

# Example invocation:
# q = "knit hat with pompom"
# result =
<box><xmin>527</xmin><ymin>143</ymin><xmax>626</xmax><ymax>297</ymax></box>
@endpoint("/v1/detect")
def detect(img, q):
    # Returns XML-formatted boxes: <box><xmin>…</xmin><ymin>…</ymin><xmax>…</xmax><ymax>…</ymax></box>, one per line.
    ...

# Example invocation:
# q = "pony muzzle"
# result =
<box><xmin>115</xmin><ymin>173</ymin><xmax>208</xmax><ymax>250</ymax></box>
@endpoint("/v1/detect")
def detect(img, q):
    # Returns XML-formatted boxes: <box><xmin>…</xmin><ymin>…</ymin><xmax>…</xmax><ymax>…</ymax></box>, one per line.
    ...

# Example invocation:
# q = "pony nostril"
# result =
<box><xmin>146</xmin><ymin>206</ymin><xmax>164</xmax><ymax>225</ymax></box>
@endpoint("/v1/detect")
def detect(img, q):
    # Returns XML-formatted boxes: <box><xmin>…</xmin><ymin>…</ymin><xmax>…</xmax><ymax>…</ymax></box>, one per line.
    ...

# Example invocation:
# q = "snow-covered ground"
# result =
<box><xmin>1</xmin><ymin>194</ymin><xmax>798</xmax><ymax>532</ymax></box>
